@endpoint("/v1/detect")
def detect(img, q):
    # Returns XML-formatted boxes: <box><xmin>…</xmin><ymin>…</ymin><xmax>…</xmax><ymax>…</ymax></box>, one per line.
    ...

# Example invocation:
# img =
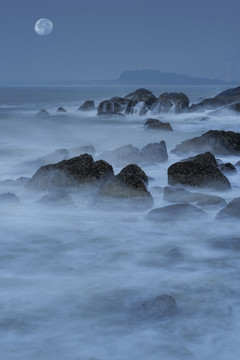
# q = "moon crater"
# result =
<box><xmin>35</xmin><ymin>18</ymin><xmax>53</xmax><ymax>36</ymax></box>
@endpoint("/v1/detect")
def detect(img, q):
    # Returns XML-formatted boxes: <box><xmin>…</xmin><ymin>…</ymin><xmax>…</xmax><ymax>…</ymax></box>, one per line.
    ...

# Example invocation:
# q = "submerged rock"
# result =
<box><xmin>168</xmin><ymin>152</ymin><xmax>231</xmax><ymax>190</ymax></box>
<box><xmin>38</xmin><ymin>190</ymin><xmax>73</xmax><ymax>205</ymax></box>
<box><xmin>22</xmin><ymin>149</ymin><xmax>69</xmax><ymax>170</ymax></box>
<box><xmin>140</xmin><ymin>295</ymin><xmax>178</xmax><ymax>318</ymax></box>
<box><xmin>216</xmin><ymin>197</ymin><xmax>240</xmax><ymax>220</ymax></box>
<box><xmin>140</xmin><ymin>141</ymin><xmax>168</xmax><ymax>163</ymax></box>
<box><xmin>29</xmin><ymin>154</ymin><xmax>114</xmax><ymax>190</ymax></box>
<box><xmin>172</xmin><ymin>130</ymin><xmax>240</xmax><ymax>156</ymax></box>
<box><xmin>144</xmin><ymin>118</ymin><xmax>173</xmax><ymax>131</ymax></box>
<box><xmin>0</xmin><ymin>192</ymin><xmax>20</xmax><ymax>204</ymax></box>
<box><xmin>218</xmin><ymin>162</ymin><xmax>237</xmax><ymax>173</ymax></box>
<box><xmin>56</xmin><ymin>107</ymin><xmax>67</xmax><ymax>113</ymax></box>
<box><xmin>166</xmin><ymin>248</ymin><xmax>184</xmax><ymax>262</ymax></box>
<box><xmin>146</xmin><ymin>203</ymin><xmax>205</xmax><ymax>222</ymax></box>
<box><xmin>79</xmin><ymin>100</ymin><xmax>95</xmax><ymax>111</ymax></box>
<box><xmin>37</xmin><ymin>109</ymin><xmax>49</xmax><ymax>116</ymax></box>
<box><xmin>97</xmin><ymin>164</ymin><xmax>153</xmax><ymax>209</ymax></box>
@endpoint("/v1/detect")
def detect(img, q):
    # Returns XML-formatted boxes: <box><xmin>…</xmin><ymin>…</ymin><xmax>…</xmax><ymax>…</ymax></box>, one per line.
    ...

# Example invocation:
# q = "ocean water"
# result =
<box><xmin>0</xmin><ymin>85</ymin><xmax>240</xmax><ymax>360</ymax></box>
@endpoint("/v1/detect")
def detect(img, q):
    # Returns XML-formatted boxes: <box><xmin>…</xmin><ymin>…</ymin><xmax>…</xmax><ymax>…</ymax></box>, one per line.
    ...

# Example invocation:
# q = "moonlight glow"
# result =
<box><xmin>35</xmin><ymin>18</ymin><xmax>53</xmax><ymax>36</ymax></box>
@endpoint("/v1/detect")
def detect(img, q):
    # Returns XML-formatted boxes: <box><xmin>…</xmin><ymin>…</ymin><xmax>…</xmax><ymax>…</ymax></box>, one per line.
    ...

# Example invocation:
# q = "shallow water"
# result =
<box><xmin>0</xmin><ymin>85</ymin><xmax>240</xmax><ymax>360</ymax></box>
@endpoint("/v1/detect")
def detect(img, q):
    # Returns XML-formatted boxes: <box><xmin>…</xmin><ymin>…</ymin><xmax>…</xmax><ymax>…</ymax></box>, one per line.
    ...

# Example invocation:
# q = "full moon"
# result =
<box><xmin>35</xmin><ymin>18</ymin><xmax>53</xmax><ymax>36</ymax></box>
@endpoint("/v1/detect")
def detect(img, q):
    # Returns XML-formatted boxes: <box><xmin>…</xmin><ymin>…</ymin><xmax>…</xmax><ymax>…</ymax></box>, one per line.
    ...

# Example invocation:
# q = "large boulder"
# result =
<box><xmin>172</xmin><ymin>130</ymin><xmax>240</xmax><ymax>156</ymax></box>
<box><xmin>168</xmin><ymin>152</ymin><xmax>231</xmax><ymax>190</ymax></box>
<box><xmin>146</xmin><ymin>203</ymin><xmax>205</xmax><ymax>222</ymax></box>
<box><xmin>190</xmin><ymin>85</ymin><xmax>240</xmax><ymax>111</ymax></box>
<box><xmin>124</xmin><ymin>88</ymin><xmax>157</xmax><ymax>107</ymax></box>
<box><xmin>29</xmin><ymin>154</ymin><xmax>114</xmax><ymax>190</ymax></box>
<box><xmin>152</xmin><ymin>92</ymin><xmax>190</xmax><ymax>113</ymax></box>
<box><xmin>140</xmin><ymin>141</ymin><xmax>168</xmax><ymax>162</ymax></box>
<box><xmin>216</xmin><ymin>197</ymin><xmax>240</xmax><ymax>220</ymax></box>
<box><xmin>144</xmin><ymin>118</ymin><xmax>173</xmax><ymax>131</ymax></box>
<box><xmin>98</xmin><ymin>97</ymin><xmax>131</xmax><ymax>115</ymax></box>
<box><xmin>97</xmin><ymin>164</ymin><xmax>153</xmax><ymax>209</ymax></box>
<box><xmin>79</xmin><ymin>100</ymin><xmax>95</xmax><ymax>111</ymax></box>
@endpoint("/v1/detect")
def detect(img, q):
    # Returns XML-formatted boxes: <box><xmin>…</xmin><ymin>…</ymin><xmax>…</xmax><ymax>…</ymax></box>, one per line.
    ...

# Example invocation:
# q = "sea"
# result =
<box><xmin>0</xmin><ymin>84</ymin><xmax>240</xmax><ymax>360</ymax></box>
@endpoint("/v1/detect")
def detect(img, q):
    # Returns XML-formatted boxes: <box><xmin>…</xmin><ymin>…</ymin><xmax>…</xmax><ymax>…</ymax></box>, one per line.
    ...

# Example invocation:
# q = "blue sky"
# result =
<box><xmin>1</xmin><ymin>0</ymin><xmax>240</xmax><ymax>81</ymax></box>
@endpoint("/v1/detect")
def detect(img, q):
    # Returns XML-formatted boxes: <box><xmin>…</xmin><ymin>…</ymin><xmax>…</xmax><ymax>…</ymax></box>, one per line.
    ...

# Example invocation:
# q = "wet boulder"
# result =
<box><xmin>98</xmin><ymin>97</ymin><xmax>131</xmax><ymax>115</ymax></box>
<box><xmin>146</xmin><ymin>203</ymin><xmax>205</xmax><ymax>222</ymax></box>
<box><xmin>140</xmin><ymin>141</ymin><xmax>168</xmax><ymax>163</ymax></box>
<box><xmin>29</xmin><ymin>154</ymin><xmax>114</xmax><ymax>190</ymax></box>
<box><xmin>97</xmin><ymin>164</ymin><xmax>153</xmax><ymax>209</ymax></box>
<box><xmin>56</xmin><ymin>107</ymin><xmax>67</xmax><ymax>113</ymax></box>
<box><xmin>79</xmin><ymin>100</ymin><xmax>95</xmax><ymax>111</ymax></box>
<box><xmin>37</xmin><ymin>109</ymin><xmax>49</xmax><ymax>116</ymax></box>
<box><xmin>144</xmin><ymin>118</ymin><xmax>173</xmax><ymax>131</ymax></box>
<box><xmin>168</xmin><ymin>152</ymin><xmax>231</xmax><ymax>190</ymax></box>
<box><xmin>153</xmin><ymin>92</ymin><xmax>190</xmax><ymax>113</ymax></box>
<box><xmin>140</xmin><ymin>295</ymin><xmax>178</xmax><ymax>319</ymax></box>
<box><xmin>218</xmin><ymin>162</ymin><xmax>237</xmax><ymax>173</ymax></box>
<box><xmin>172</xmin><ymin>130</ymin><xmax>240</xmax><ymax>156</ymax></box>
<box><xmin>124</xmin><ymin>88</ymin><xmax>157</xmax><ymax>107</ymax></box>
<box><xmin>216</xmin><ymin>197</ymin><xmax>240</xmax><ymax>220</ymax></box>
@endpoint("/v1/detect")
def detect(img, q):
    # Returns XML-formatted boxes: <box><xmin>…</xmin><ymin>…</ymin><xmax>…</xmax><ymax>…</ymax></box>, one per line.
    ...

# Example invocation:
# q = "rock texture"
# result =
<box><xmin>168</xmin><ymin>152</ymin><xmax>231</xmax><ymax>190</ymax></box>
<box><xmin>144</xmin><ymin>118</ymin><xmax>173</xmax><ymax>131</ymax></box>
<box><xmin>152</xmin><ymin>92</ymin><xmax>189</xmax><ymax>113</ymax></box>
<box><xmin>79</xmin><ymin>100</ymin><xmax>95</xmax><ymax>111</ymax></box>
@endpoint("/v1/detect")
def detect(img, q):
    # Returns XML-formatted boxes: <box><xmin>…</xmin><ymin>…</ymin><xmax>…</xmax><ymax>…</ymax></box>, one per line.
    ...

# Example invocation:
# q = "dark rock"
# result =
<box><xmin>172</xmin><ymin>130</ymin><xmax>240</xmax><ymax>156</ymax></box>
<box><xmin>164</xmin><ymin>186</ymin><xmax>227</xmax><ymax>207</ymax></box>
<box><xmin>230</xmin><ymin>103</ymin><xmax>240</xmax><ymax>112</ymax></box>
<box><xmin>140</xmin><ymin>295</ymin><xmax>178</xmax><ymax>318</ymax></box>
<box><xmin>168</xmin><ymin>152</ymin><xmax>231</xmax><ymax>190</ymax></box>
<box><xmin>29</xmin><ymin>154</ymin><xmax>114</xmax><ymax>190</ymax></box>
<box><xmin>216</xmin><ymin>197</ymin><xmax>240</xmax><ymax>220</ymax></box>
<box><xmin>144</xmin><ymin>118</ymin><xmax>173</xmax><ymax>131</ymax></box>
<box><xmin>79</xmin><ymin>100</ymin><xmax>95</xmax><ymax>111</ymax></box>
<box><xmin>140</xmin><ymin>141</ymin><xmax>168</xmax><ymax>162</ymax></box>
<box><xmin>37</xmin><ymin>109</ymin><xmax>49</xmax><ymax>116</ymax></box>
<box><xmin>154</xmin><ymin>92</ymin><xmax>190</xmax><ymax>113</ymax></box>
<box><xmin>97</xmin><ymin>164</ymin><xmax>153</xmax><ymax>209</ymax></box>
<box><xmin>146</xmin><ymin>203</ymin><xmax>205</xmax><ymax>222</ymax></box>
<box><xmin>56</xmin><ymin>107</ymin><xmax>67</xmax><ymax>113</ymax></box>
<box><xmin>218</xmin><ymin>162</ymin><xmax>237</xmax><ymax>173</ymax></box>
<box><xmin>139</xmin><ymin>107</ymin><xmax>148</xmax><ymax>116</ymax></box>
<box><xmin>235</xmin><ymin>160</ymin><xmax>240</xmax><ymax>167</ymax></box>
<box><xmin>189</xmin><ymin>86</ymin><xmax>240</xmax><ymax>111</ymax></box>
<box><xmin>124</xmin><ymin>88</ymin><xmax>157</xmax><ymax>107</ymax></box>
<box><xmin>98</xmin><ymin>97</ymin><xmax>130</xmax><ymax>115</ymax></box>
<box><xmin>0</xmin><ymin>192</ymin><xmax>20</xmax><ymax>204</ymax></box>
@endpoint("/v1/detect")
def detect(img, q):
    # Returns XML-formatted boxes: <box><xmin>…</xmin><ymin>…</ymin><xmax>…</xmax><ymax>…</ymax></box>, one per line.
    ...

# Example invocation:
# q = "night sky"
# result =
<box><xmin>1</xmin><ymin>0</ymin><xmax>240</xmax><ymax>82</ymax></box>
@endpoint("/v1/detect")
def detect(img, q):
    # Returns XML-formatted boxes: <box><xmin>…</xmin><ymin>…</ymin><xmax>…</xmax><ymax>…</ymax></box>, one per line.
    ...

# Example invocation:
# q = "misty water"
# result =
<box><xmin>0</xmin><ymin>85</ymin><xmax>240</xmax><ymax>360</ymax></box>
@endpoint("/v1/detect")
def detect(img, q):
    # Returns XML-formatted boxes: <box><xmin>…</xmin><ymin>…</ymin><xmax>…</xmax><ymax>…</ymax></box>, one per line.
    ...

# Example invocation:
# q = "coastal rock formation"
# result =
<box><xmin>190</xmin><ymin>86</ymin><xmax>240</xmax><ymax>111</ymax></box>
<box><xmin>144</xmin><ymin>118</ymin><xmax>173</xmax><ymax>131</ymax></box>
<box><xmin>146</xmin><ymin>203</ymin><xmax>205</xmax><ymax>221</ymax></box>
<box><xmin>172</xmin><ymin>130</ymin><xmax>240</xmax><ymax>156</ymax></box>
<box><xmin>216</xmin><ymin>197</ymin><xmax>240</xmax><ymax>220</ymax></box>
<box><xmin>0</xmin><ymin>192</ymin><xmax>20</xmax><ymax>204</ymax></box>
<box><xmin>29</xmin><ymin>154</ymin><xmax>114</xmax><ymax>190</ymax></box>
<box><xmin>152</xmin><ymin>92</ymin><xmax>190</xmax><ymax>113</ymax></box>
<box><xmin>140</xmin><ymin>141</ymin><xmax>168</xmax><ymax>163</ymax></box>
<box><xmin>79</xmin><ymin>100</ymin><xmax>95</xmax><ymax>111</ymax></box>
<box><xmin>218</xmin><ymin>162</ymin><xmax>237</xmax><ymax>173</ymax></box>
<box><xmin>37</xmin><ymin>109</ymin><xmax>50</xmax><ymax>116</ymax></box>
<box><xmin>97</xmin><ymin>164</ymin><xmax>153</xmax><ymax>209</ymax></box>
<box><xmin>168</xmin><ymin>152</ymin><xmax>231</xmax><ymax>190</ymax></box>
<box><xmin>56</xmin><ymin>107</ymin><xmax>67</xmax><ymax>113</ymax></box>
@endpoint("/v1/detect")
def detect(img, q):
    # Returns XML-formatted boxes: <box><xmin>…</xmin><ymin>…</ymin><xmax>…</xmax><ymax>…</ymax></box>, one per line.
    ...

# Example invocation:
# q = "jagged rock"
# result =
<box><xmin>218</xmin><ymin>162</ymin><xmax>237</xmax><ymax>173</ymax></box>
<box><xmin>0</xmin><ymin>192</ymin><xmax>20</xmax><ymax>204</ymax></box>
<box><xmin>124</xmin><ymin>88</ymin><xmax>157</xmax><ymax>107</ymax></box>
<box><xmin>168</xmin><ymin>152</ymin><xmax>231</xmax><ymax>190</ymax></box>
<box><xmin>97</xmin><ymin>164</ymin><xmax>153</xmax><ymax>209</ymax></box>
<box><xmin>172</xmin><ymin>130</ymin><xmax>240</xmax><ymax>156</ymax></box>
<box><xmin>140</xmin><ymin>295</ymin><xmax>178</xmax><ymax>319</ymax></box>
<box><xmin>29</xmin><ymin>154</ymin><xmax>114</xmax><ymax>190</ymax></box>
<box><xmin>56</xmin><ymin>107</ymin><xmax>67</xmax><ymax>113</ymax></box>
<box><xmin>140</xmin><ymin>141</ymin><xmax>168</xmax><ymax>162</ymax></box>
<box><xmin>37</xmin><ymin>109</ymin><xmax>49</xmax><ymax>116</ymax></box>
<box><xmin>98</xmin><ymin>97</ymin><xmax>131</xmax><ymax>115</ymax></box>
<box><xmin>189</xmin><ymin>86</ymin><xmax>240</xmax><ymax>111</ymax></box>
<box><xmin>146</xmin><ymin>204</ymin><xmax>205</xmax><ymax>222</ymax></box>
<box><xmin>163</xmin><ymin>186</ymin><xmax>227</xmax><ymax>207</ymax></box>
<box><xmin>79</xmin><ymin>100</ymin><xmax>95</xmax><ymax>111</ymax></box>
<box><xmin>144</xmin><ymin>118</ymin><xmax>173</xmax><ymax>131</ymax></box>
<box><xmin>216</xmin><ymin>197</ymin><xmax>240</xmax><ymax>220</ymax></box>
<box><xmin>153</xmin><ymin>92</ymin><xmax>190</xmax><ymax>113</ymax></box>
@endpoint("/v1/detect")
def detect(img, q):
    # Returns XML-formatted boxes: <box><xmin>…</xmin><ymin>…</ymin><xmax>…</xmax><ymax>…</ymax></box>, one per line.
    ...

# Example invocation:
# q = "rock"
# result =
<box><xmin>38</xmin><ymin>190</ymin><xmax>73</xmax><ymax>205</ymax></box>
<box><xmin>230</xmin><ymin>103</ymin><xmax>240</xmax><ymax>112</ymax></box>
<box><xmin>97</xmin><ymin>111</ymin><xmax>126</xmax><ymax>117</ymax></box>
<box><xmin>168</xmin><ymin>152</ymin><xmax>231</xmax><ymax>190</ymax></box>
<box><xmin>98</xmin><ymin>97</ymin><xmax>131</xmax><ymax>115</ymax></box>
<box><xmin>140</xmin><ymin>141</ymin><xmax>168</xmax><ymax>163</ymax></box>
<box><xmin>144</xmin><ymin>118</ymin><xmax>173</xmax><ymax>131</ymax></box>
<box><xmin>140</xmin><ymin>295</ymin><xmax>178</xmax><ymax>318</ymax></box>
<box><xmin>211</xmin><ymin>236</ymin><xmax>240</xmax><ymax>251</ymax></box>
<box><xmin>56</xmin><ymin>107</ymin><xmax>67</xmax><ymax>113</ymax></box>
<box><xmin>22</xmin><ymin>149</ymin><xmax>69</xmax><ymax>170</ymax></box>
<box><xmin>166</xmin><ymin>248</ymin><xmax>184</xmax><ymax>262</ymax></box>
<box><xmin>216</xmin><ymin>197</ymin><xmax>240</xmax><ymax>220</ymax></box>
<box><xmin>189</xmin><ymin>85</ymin><xmax>240</xmax><ymax>111</ymax></box>
<box><xmin>0</xmin><ymin>177</ymin><xmax>29</xmax><ymax>187</ymax></box>
<box><xmin>139</xmin><ymin>107</ymin><xmax>148</xmax><ymax>116</ymax></box>
<box><xmin>97</xmin><ymin>164</ymin><xmax>153</xmax><ymax>209</ymax></box>
<box><xmin>124</xmin><ymin>88</ymin><xmax>157</xmax><ymax>107</ymax></box>
<box><xmin>70</xmin><ymin>145</ymin><xmax>96</xmax><ymax>157</ymax></box>
<box><xmin>146</xmin><ymin>203</ymin><xmax>205</xmax><ymax>222</ymax></box>
<box><xmin>153</xmin><ymin>92</ymin><xmax>189</xmax><ymax>113</ymax></box>
<box><xmin>0</xmin><ymin>192</ymin><xmax>20</xmax><ymax>204</ymax></box>
<box><xmin>37</xmin><ymin>109</ymin><xmax>49</xmax><ymax>116</ymax></box>
<box><xmin>172</xmin><ymin>130</ymin><xmax>240</xmax><ymax>156</ymax></box>
<box><xmin>164</xmin><ymin>186</ymin><xmax>227</xmax><ymax>207</ymax></box>
<box><xmin>218</xmin><ymin>162</ymin><xmax>237</xmax><ymax>173</ymax></box>
<box><xmin>98</xmin><ymin>145</ymin><xmax>140</xmax><ymax>167</ymax></box>
<box><xmin>79</xmin><ymin>100</ymin><xmax>95</xmax><ymax>111</ymax></box>
<box><xmin>29</xmin><ymin>154</ymin><xmax>114</xmax><ymax>190</ymax></box>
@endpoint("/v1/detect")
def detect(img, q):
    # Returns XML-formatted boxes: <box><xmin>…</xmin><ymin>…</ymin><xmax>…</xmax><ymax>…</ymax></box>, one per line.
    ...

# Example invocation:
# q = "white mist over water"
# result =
<box><xmin>0</xmin><ymin>85</ymin><xmax>240</xmax><ymax>360</ymax></box>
